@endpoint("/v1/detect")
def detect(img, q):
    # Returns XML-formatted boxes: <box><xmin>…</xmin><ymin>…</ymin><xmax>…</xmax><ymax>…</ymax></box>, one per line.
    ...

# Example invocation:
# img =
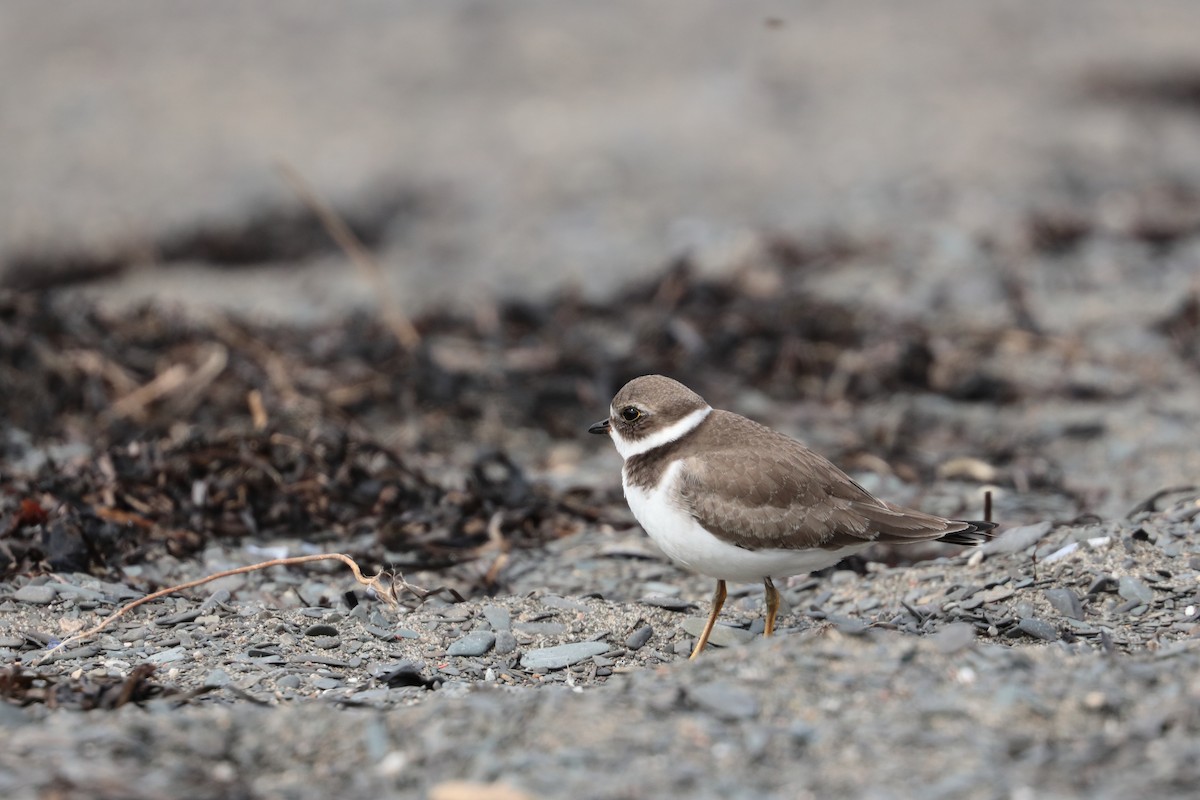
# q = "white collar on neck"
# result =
<box><xmin>611</xmin><ymin>406</ymin><xmax>711</xmax><ymax>460</ymax></box>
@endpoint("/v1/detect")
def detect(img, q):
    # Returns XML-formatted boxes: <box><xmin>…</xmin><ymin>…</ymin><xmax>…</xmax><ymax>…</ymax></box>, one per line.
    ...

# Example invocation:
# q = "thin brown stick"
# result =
<box><xmin>34</xmin><ymin>553</ymin><xmax>399</xmax><ymax>665</ymax></box>
<box><xmin>106</xmin><ymin>343</ymin><xmax>229</xmax><ymax>422</ymax></box>
<box><xmin>107</xmin><ymin>363</ymin><xmax>191</xmax><ymax>420</ymax></box>
<box><xmin>276</xmin><ymin>162</ymin><xmax>421</xmax><ymax>351</ymax></box>
<box><xmin>247</xmin><ymin>389</ymin><xmax>269</xmax><ymax>431</ymax></box>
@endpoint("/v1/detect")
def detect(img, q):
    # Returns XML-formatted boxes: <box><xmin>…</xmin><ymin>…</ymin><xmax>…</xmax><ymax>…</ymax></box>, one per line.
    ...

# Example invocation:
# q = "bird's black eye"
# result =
<box><xmin>620</xmin><ymin>406</ymin><xmax>641</xmax><ymax>422</ymax></box>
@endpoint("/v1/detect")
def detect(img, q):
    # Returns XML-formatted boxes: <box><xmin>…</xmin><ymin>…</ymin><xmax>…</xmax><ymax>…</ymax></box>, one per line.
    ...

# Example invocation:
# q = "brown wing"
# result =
<box><xmin>674</xmin><ymin>413</ymin><xmax>978</xmax><ymax>551</ymax></box>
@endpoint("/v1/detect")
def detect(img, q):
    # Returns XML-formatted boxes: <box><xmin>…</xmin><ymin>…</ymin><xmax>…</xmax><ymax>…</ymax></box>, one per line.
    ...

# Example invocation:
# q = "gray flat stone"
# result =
<box><xmin>1016</xmin><ymin>618</ymin><xmax>1058</xmax><ymax>642</ymax></box>
<box><xmin>448</xmin><ymin>631</ymin><xmax>496</xmax><ymax>657</ymax></box>
<box><xmin>513</xmin><ymin>622</ymin><xmax>567</xmax><ymax>636</ymax></box>
<box><xmin>519</xmin><ymin>641</ymin><xmax>609</xmax><ymax>671</ymax></box>
<box><xmin>685</xmin><ymin>681</ymin><xmax>759</xmax><ymax>721</ymax></box>
<box><xmin>482</xmin><ymin>605</ymin><xmax>511</xmax><ymax>632</ymax></box>
<box><xmin>932</xmin><ymin>623</ymin><xmax>976</xmax><ymax>654</ymax></box>
<box><xmin>13</xmin><ymin>585</ymin><xmax>57</xmax><ymax>605</ymax></box>
<box><xmin>146</xmin><ymin>646</ymin><xmax>187</xmax><ymax>664</ymax></box>
<box><xmin>639</xmin><ymin>595</ymin><xmax>696</xmax><ymax>612</ymax></box>
<box><xmin>1063</xmin><ymin>619</ymin><xmax>1100</xmax><ymax>635</ymax></box>
<box><xmin>1118</xmin><ymin>576</ymin><xmax>1154</xmax><ymax>605</ymax></box>
<box><xmin>154</xmin><ymin>610</ymin><xmax>201</xmax><ymax>627</ymax></box>
<box><xmin>981</xmin><ymin>521</ymin><xmax>1052</xmax><ymax>555</ymax></box>
<box><xmin>681</xmin><ymin>618</ymin><xmax>755</xmax><ymax>647</ymax></box>
<box><xmin>828</xmin><ymin>615</ymin><xmax>869</xmax><ymax>636</ymax></box>
<box><xmin>981</xmin><ymin>586</ymin><xmax>1015</xmax><ymax>604</ymax></box>
<box><xmin>1044</xmin><ymin>589</ymin><xmax>1085</xmax><ymax>620</ymax></box>
<box><xmin>540</xmin><ymin>595</ymin><xmax>590</xmax><ymax>613</ymax></box>
<box><xmin>48</xmin><ymin>583</ymin><xmax>108</xmax><ymax>602</ymax></box>
<box><xmin>289</xmin><ymin>654</ymin><xmax>356</xmax><ymax>668</ymax></box>
<box><xmin>203</xmin><ymin>669</ymin><xmax>230</xmax><ymax>688</ymax></box>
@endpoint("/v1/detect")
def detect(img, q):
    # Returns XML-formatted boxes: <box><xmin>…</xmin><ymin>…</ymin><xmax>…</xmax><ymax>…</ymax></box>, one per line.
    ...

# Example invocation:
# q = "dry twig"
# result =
<box><xmin>277</xmin><ymin>162</ymin><xmax>421</xmax><ymax>351</ymax></box>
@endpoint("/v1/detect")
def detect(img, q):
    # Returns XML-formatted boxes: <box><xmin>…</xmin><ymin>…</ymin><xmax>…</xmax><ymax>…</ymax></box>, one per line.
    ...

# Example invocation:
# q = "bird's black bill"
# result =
<box><xmin>588</xmin><ymin>419</ymin><xmax>611</xmax><ymax>435</ymax></box>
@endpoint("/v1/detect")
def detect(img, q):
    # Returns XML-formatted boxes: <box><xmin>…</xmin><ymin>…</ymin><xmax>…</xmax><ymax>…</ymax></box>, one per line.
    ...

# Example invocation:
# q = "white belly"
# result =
<box><xmin>622</xmin><ymin>461</ymin><xmax>869</xmax><ymax>583</ymax></box>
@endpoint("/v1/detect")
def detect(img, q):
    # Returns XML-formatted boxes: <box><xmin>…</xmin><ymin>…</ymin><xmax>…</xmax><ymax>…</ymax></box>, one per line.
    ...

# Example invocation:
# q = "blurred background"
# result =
<box><xmin>2</xmin><ymin>1</ymin><xmax>1200</xmax><ymax>579</ymax></box>
<box><xmin>4</xmin><ymin>1</ymin><xmax>1198</xmax><ymax>317</ymax></box>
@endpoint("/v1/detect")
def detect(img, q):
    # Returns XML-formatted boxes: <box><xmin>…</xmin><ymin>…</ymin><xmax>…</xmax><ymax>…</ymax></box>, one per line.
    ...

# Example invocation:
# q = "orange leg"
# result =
<box><xmin>763</xmin><ymin>577</ymin><xmax>780</xmax><ymax>637</ymax></box>
<box><xmin>689</xmin><ymin>579</ymin><xmax>727</xmax><ymax>660</ymax></box>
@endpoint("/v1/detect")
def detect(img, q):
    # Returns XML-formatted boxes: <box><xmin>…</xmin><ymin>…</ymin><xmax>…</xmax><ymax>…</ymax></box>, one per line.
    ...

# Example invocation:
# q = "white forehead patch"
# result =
<box><xmin>610</xmin><ymin>406</ymin><xmax>711</xmax><ymax>460</ymax></box>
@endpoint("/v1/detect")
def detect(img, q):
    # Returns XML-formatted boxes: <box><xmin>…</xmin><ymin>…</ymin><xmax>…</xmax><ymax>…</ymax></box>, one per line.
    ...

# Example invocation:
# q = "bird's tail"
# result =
<box><xmin>937</xmin><ymin>520</ymin><xmax>998</xmax><ymax>547</ymax></box>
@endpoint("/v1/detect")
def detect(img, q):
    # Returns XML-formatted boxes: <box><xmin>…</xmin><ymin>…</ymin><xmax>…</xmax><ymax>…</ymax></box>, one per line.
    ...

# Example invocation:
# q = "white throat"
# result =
<box><xmin>611</xmin><ymin>406</ymin><xmax>711</xmax><ymax>460</ymax></box>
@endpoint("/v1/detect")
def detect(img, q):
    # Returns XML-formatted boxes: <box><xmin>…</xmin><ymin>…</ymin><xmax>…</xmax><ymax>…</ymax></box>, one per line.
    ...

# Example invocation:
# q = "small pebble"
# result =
<box><xmin>302</xmin><ymin>635</ymin><xmax>336</xmax><ymax>649</ymax></box>
<box><xmin>494</xmin><ymin>631</ymin><xmax>518</xmax><ymax>655</ymax></box>
<box><xmin>277</xmin><ymin>674</ymin><xmax>302</xmax><ymax>689</ymax></box>
<box><xmin>625</xmin><ymin>625</ymin><xmax>653</xmax><ymax>650</ymax></box>
<box><xmin>448</xmin><ymin>631</ymin><xmax>496</xmax><ymax>657</ymax></box>
<box><xmin>304</xmin><ymin>624</ymin><xmax>339</xmax><ymax>637</ymax></box>
<box><xmin>482</xmin><ymin>605</ymin><xmax>511</xmax><ymax>632</ymax></box>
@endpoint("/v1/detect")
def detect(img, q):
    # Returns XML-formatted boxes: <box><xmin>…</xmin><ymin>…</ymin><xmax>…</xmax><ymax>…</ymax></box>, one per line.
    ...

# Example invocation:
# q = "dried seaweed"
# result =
<box><xmin>0</xmin><ymin>663</ymin><xmax>178</xmax><ymax>710</ymax></box>
<box><xmin>0</xmin><ymin>426</ymin><xmax>609</xmax><ymax>577</ymax></box>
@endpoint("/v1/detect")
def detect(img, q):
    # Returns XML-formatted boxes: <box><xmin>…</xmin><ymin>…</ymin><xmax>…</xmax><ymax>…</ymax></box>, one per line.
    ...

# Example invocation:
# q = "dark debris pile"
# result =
<box><xmin>0</xmin><ymin>663</ymin><xmax>178</xmax><ymax>710</ymax></box>
<box><xmin>0</xmin><ymin>426</ymin><xmax>611</xmax><ymax>579</ymax></box>
<box><xmin>0</xmin><ymin>246</ymin><xmax>1026</xmax><ymax>448</ymax></box>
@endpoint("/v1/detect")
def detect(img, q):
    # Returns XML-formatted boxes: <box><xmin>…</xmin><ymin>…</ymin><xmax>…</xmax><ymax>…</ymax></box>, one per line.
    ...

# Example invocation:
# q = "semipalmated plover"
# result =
<box><xmin>589</xmin><ymin>375</ymin><xmax>996</xmax><ymax>659</ymax></box>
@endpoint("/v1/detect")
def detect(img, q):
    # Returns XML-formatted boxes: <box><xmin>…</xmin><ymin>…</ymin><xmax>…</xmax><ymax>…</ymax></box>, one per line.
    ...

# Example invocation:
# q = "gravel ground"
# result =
<box><xmin>1</xmin><ymin>495</ymin><xmax>1198</xmax><ymax>799</ymax></box>
<box><xmin>4</xmin><ymin>4</ymin><xmax>1200</xmax><ymax>798</ymax></box>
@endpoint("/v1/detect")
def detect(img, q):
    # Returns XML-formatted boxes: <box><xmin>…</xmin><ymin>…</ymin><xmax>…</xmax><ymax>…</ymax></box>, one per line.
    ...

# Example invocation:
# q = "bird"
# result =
<box><xmin>588</xmin><ymin>374</ymin><xmax>997</xmax><ymax>659</ymax></box>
